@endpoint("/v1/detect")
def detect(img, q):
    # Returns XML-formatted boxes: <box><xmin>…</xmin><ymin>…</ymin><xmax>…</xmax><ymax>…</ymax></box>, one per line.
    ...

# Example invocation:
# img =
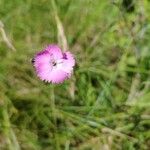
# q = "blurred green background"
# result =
<box><xmin>0</xmin><ymin>0</ymin><xmax>150</xmax><ymax>149</ymax></box>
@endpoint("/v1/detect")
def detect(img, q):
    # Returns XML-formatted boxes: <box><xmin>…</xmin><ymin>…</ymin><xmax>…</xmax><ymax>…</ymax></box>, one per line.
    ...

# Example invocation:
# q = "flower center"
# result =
<box><xmin>52</xmin><ymin>61</ymin><xmax>57</xmax><ymax>66</ymax></box>
<box><xmin>51</xmin><ymin>59</ymin><xmax>63</xmax><ymax>68</ymax></box>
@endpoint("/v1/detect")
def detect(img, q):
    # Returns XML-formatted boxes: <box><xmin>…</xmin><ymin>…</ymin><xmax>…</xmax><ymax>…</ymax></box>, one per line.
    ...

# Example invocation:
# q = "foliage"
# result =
<box><xmin>0</xmin><ymin>0</ymin><xmax>150</xmax><ymax>149</ymax></box>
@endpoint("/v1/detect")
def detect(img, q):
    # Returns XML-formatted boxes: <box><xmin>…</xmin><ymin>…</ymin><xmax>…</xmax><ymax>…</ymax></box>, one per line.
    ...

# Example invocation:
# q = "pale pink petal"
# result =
<box><xmin>47</xmin><ymin>69</ymin><xmax>68</xmax><ymax>83</ymax></box>
<box><xmin>33</xmin><ymin>50</ymin><xmax>52</xmax><ymax>81</ymax></box>
<box><xmin>45</xmin><ymin>45</ymin><xmax>63</xmax><ymax>60</ymax></box>
<box><xmin>63</xmin><ymin>51</ymin><xmax>75</xmax><ymax>67</ymax></box>
<box><xmin>60</xmin><ymin>51</ymin><xmax>75</xmax><ymax>73</ymax></box>
<box><xmin>34</xmin><ymin>50</ymin><xmax>51</xmax><ymax>67</ymax></box>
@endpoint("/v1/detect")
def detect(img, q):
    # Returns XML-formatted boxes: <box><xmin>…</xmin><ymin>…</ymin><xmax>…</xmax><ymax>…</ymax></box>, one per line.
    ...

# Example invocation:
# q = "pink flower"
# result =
<box><xmin>33</xmin><ymin>45</ymin><xmax>75</xmax><ymax>84</ymax></box>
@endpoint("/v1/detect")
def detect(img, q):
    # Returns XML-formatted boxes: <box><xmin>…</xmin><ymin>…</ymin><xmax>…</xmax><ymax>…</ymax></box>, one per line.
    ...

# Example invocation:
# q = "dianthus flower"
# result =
<box><xmin>33</xmin><ymin>45</ymin><xmax>75</xmax><ymax>84</ymax></box>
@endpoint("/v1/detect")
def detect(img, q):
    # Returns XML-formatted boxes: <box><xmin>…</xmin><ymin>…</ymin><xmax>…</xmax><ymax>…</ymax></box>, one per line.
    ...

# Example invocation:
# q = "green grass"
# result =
<box><xmin>0</xmin><ymin>0</ymin><xmax>150</xmax><ymax>149</ymax></box>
